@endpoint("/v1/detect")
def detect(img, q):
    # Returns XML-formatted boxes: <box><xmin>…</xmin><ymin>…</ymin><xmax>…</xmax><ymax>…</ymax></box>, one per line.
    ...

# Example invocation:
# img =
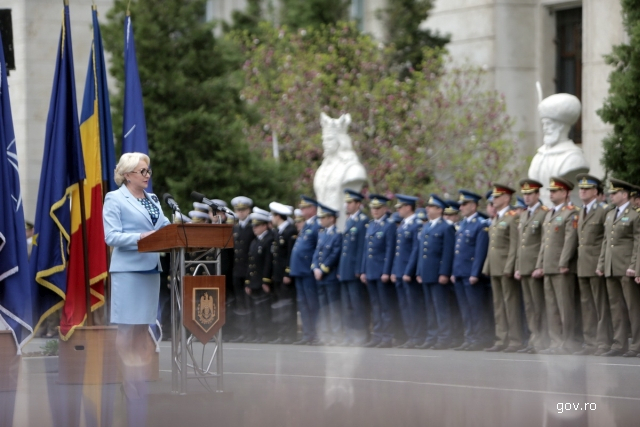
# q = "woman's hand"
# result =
<box><xmin>140</xmin><ymin>230</ymin><xmax>156</xmax><ymax>240</ymax></box>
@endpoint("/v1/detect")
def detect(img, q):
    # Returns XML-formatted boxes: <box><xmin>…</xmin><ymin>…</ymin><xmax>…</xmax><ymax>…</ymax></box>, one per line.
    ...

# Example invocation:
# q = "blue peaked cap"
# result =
<box><xmin>344</xmin><ymin>189</ymin><xmax>364</xmax><ymax>202</ymax></box>
<box><xmin>458</xmin><ymin>189</ymin><xmax>482</xmax><ymax>204</ymax></box>
<box><xmin>395</xmin><ymin>194</ymin><xmax>419</xmax><ymax>207</ymax></box>
<box><xmin>426</xmin><ymin>194</ymin><xmax>447</xmax><ymax>209</ymax></box>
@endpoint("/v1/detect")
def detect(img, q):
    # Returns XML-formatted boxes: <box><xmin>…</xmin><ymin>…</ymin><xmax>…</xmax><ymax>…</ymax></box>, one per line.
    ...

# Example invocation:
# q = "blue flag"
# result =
<box><xmin>92</xmin><ymin>7</ymin><xmax>117</xmax><ymax>192</ymax></box>
<box><xmin>0</xmin><ymin>32</ymin><xmax>34</xmax><ymax>352</ymax></box>
<box><xmin>122</xmin><ymin>14</ymin><xmax>152</xmax><ymax>191</ymax></box>
<box><xmin>29</xmin><ymin>4</ymin><xmax>86</xmax><ymax>333</ymax></box>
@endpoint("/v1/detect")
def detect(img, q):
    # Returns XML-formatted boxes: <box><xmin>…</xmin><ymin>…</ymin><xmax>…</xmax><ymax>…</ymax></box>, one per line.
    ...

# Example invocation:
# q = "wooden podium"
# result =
<box><xmin>139</xmin><ymin>223</ymin><xmax>233</xmax><ymax>394</ymax></box>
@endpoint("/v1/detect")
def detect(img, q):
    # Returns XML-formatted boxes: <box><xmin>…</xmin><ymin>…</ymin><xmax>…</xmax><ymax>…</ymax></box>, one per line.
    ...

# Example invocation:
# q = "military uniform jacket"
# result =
<box><xmin>338</xmin><ymin>211</ymin><xmax>369</xmax><ymax>280</ymax></box>
<box><xmin>271</xmin><ymin>222</ymin><xmax>298</xmax><ymax>282</ymax></box>
<box><xmin>391</xmin><ymin>215</ymin><xmax>422</xmax><ymax>278</ymax></box>
<box><xmin>311</xmin><ymin>226</ymin><xmax>342</xmax><ymax>284</ymax></box>
<box><xmin>245</xmin><ymin>231</ymin><xmax>274</xmax><ymax>290</ymax></box>
<box><xmin>361</xmin><ymin>214</ymin><xmax>395</xmax><ymax>280</ymax></box>
<box><xmin>483</xmin><ymin>209</ymin><xmax>519</xmax><ymax>277</ymax></box>
<box><xmin>452</xmin><ymin>213</ymin><xmax>489</xmax><ymax>278</ymax></box>
<box><xmin>232</xmin><ymin>221</ymin><xmax>255</xmax><ymax>278</ymax></box>
<box><xmin>515</xmin><ymin>204</ymin><xmax>549</xmax><ymax>276</ymax></box>
<box><xmin>289</xmin><ymin>217</ymin><xmax>321</xmax><ymax>277</ymax></box>
<box><xmin>577</xmin><ymin>202</ymin><xmax>607</xmax><ymax>277</ymax></box>
<box><xmin>407</xmin><ymin>218</ymin><xmax>455</xmax><ymax>283</ymax></box>
<box><xmin>535</xmin><ymin>204</ymin><xmax>579</xmax><ymax>274</ymax></box>
<box><xmin>597</xmin><ymin>204</ymin><xmax>640</xmax><ymax>277</ymax></box>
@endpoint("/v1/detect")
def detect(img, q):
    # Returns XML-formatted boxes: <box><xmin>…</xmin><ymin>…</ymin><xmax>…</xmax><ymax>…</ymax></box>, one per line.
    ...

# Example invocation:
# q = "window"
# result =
<box><xmin>555</xmin><ymin>7</ymin><xmax>582</xmax><ymax>144</ymax></box>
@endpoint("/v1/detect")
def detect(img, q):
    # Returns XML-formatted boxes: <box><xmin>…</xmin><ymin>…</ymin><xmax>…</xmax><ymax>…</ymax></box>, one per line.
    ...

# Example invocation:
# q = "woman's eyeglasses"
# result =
<box><xmin>131</xmin><ymin>168</ymin><xmax>152</xmax><ymax>177</ymax></box>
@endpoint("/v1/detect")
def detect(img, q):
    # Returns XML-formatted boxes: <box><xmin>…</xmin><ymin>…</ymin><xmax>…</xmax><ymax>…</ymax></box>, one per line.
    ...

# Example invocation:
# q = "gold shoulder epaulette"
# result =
<box><xmin>541</xmin><ymin>206</ymin><xmax>549</xmax><ymax>211</ymax></box>
<box><xmin>507</xmin><ymin>210</ymin><xmax>517</xmax><ymax>216</ymax></box>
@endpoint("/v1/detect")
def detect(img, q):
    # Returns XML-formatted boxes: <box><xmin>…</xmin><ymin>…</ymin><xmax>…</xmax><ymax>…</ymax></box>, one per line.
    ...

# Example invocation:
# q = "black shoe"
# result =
<box><xmin>623</xmin><ymin>350</ymin><xmax>638</xmax><ymax>357</ymax></box>
<box><xmin>416</xmin><ymin>342</ymin><xmax>434</xmax><ymax>349</ymax></box>
<box><xmin>538</xmin><ymin>348</ymin><xmax>556</xmax><ymax>355</ymax></box>
<box><xmin>399</xmin><ymin>342</ymin><xmax>415</xmax><ymax>349</ymax></box>
<box><xmin>364</xmin><ymin>340</ymin><xmax>381</xmax><ymax>348</ymax></box>
<box><xmin>309</xmin><ymin>339</ymin><xmax>324</xmax><ymax>346</ymax></box>
<box><xmin>293</xmin><ymin>339</ymin><xmax>310</xmax><ymax>345</ymax></box>
<box><xmin>268</xmin><ymin>337</ymin><xmax>284</xmax><ymax>344</ymax></box>
<box><xmin>503</xmin><ymin>346</ymin><xmax>524</xmax><ymax>353</ymax></box>
<box><xmin>453</xmin><ymin>342</ymin><xmax>470</xmax><ymax>351</ymax></box>
<box><xmin>465</xmin><ymin>343</ymin><xmax>485</xmax><ymax>351</ymax></box>
<box><xmin>594</xmin><ymin>348</ymin><xmax>609</xmax><ymax>356</ymax></box>
<box><xmin>517</xmin><ymin>346</ymin><xmax>533</xmax><ymax>354</ymax></box>
<box><xmin>573</xmin><ymin>348</ymin><xmax>595</xmax><ymax>356</ymax></box>
<box><xmin>282</xmin><ymin>338</ymin><xmax>294</xmax><ymax>345</ymax></box>
<box><xmin>229</xmin><ymin>335</ymin><xmax>246</xmax><ymax>343</ymax></box>
<box><xmin>484</xmin><ymin>345</ymin><xmax>506</xmax><ymax>352</ymax></box>
<box><xmin>431</xmin><ymin>343</ymin><xmax>450</xmax><ymax>350</ymax></box>
<box><xmin>601</xmin><ymin>349</ymin><xmax>624</xmax><ymax>357</ymax></box>
<box><xmin>376</xmin><ymin>341</ymin><xmax>392</xmax><ymax>348</ymax></box>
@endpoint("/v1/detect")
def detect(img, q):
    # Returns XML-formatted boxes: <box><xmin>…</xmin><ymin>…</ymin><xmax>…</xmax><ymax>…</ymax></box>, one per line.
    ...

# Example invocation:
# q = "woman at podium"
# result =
<box><xmin>103</xmin><ymin>152</ymin><xmax>170</xmax><ymax>424</ymax></box>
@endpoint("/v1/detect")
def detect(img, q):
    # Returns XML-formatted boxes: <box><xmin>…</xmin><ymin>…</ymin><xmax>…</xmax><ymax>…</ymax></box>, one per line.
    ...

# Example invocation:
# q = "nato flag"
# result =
<box><xmin>0</xmin><ymin>31</ymin><xmax>34</xmax><ymax>352</ymax></box>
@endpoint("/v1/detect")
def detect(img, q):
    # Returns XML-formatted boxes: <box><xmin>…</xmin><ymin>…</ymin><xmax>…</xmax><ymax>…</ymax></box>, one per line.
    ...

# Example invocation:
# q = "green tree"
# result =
<box><xmin>598</xmin><ymin>0</ymin><xmax>640</xmax><ymax>181</ymax></box>
<box><xmin>378</xmin><ymin>0</ymin><xmax>450</xmax><ymax>75</ymax></box>
<box><xmin>101</xmin><ymin>0</ymin><xmax>297</xmax><ymax>210</ymax></box>
<box><xmin>231</xmin><ymin>22</ymin><xmax>521</xmax><ymax>201</ymax></box>
<box><xmin>280</xmin><ymin>0</ymin><xmax>351</xmax><ymax>29</ymax></box>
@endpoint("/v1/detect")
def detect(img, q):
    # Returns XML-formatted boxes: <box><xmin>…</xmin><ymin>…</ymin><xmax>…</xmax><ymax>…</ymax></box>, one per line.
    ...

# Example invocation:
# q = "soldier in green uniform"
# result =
<box><xmin>597</xmin><ymin>179</ymin><xmax>640</xmax><ymax>357</ymax></box>
<box><xmin>483</xmin><ymin>185</ymin><xmax>523</xmax><ymax>352</ymax></box>
<box><xmin>534</xmin><ymin>177</ymin><xmax>580</xmax><ymax>355</ymax></box>
<box><xmin>514</xmin><ymin>179</ymin><xmax>549</xmax><ymax>354</ymax></box>
<box><xmin>574</xmin><ymin>174</ymin><xmax>612</xmax><ymax>356</ymax></box>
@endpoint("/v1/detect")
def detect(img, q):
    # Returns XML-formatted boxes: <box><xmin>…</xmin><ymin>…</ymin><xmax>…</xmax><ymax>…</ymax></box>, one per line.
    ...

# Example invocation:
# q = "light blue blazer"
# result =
<box><xmin>103</xmin><ymin>185</ymin><xmax>171</xmax><ymax>273</ymax></box>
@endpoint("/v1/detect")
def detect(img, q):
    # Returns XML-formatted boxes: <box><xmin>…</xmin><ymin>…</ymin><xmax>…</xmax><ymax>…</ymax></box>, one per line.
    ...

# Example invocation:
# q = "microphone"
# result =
<box><xmin>190</xmin><ymin>191</ymin><xmax>236</xmax><ymax>217</ymax></box>
<box><xmin>163</xmin><ymin>193</ymin><xmax>181</xmax><ymax>212</ymax></box>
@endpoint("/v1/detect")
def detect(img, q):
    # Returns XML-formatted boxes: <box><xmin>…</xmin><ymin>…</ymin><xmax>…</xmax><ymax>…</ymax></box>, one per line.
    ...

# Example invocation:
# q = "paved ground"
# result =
<box><xmin>3</xmin><ymin>339</ymin><xmax>640</xmax><ymax>427</ymax></box>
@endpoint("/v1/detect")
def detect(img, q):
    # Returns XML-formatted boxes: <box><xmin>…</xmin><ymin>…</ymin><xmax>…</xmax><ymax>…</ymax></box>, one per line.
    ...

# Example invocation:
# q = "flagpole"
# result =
<box><xmin>78</xmin><ymin>179</ymin><xmax>93</xmax><ymax>326</ymax></box>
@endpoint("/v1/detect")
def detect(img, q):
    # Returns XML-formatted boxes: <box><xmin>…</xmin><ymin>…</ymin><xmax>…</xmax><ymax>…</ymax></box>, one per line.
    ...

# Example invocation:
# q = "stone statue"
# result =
<box><xmin>528</xmin><ymin>93</ymin><xmax>589</xmax><ymax>205</ymax></box>
<box><xmin>313</xmin><ymin>112</ymin><xmax>367</xmax><ymax>230</ymax></box>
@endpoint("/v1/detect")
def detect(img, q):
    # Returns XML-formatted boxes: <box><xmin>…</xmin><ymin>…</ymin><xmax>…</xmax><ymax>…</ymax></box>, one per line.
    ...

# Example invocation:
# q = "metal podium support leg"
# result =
<box><xmin>215</xmin><ymin>249</ymin><xmax>224</xmax><ymax>393</ymax></box>
<box><xmin>170</xmin><ymin>249</ymin><xmax>178</xmax><ymax>394</ymax></box>
<box><xmin>179</xmin><ymin>247</ymin><xmax>187</xmax><ymax>395</ymax></box>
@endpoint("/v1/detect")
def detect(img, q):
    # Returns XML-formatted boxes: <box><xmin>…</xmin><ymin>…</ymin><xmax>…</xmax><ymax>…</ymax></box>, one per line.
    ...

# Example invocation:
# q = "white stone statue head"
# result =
<box><xmin>538</xmin><ymin>94</ymin><xmax>581</xmax><ymax>147</ymax></box>
<box><xmin>320</xmin><ymin>112</ymin><xmax>354</xmax><ymax>158</ymax></box>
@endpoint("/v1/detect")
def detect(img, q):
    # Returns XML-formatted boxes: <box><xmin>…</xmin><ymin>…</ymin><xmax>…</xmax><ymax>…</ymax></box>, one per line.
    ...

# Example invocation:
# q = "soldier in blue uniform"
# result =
<box><xmin>290</xmin><ymin>196</ymin><xmax>322</xmax><ymax>345</ymax></box>
<box><xmin>450</xmin><ymin>190</ymin><xmax>492</xmax><ymax>351</ymax></box>
<box><xmin>360</xmin><ymin>194</ymin><xmax>396</xmax><ymax>348</ymax></box>
<box><xmin>407</xmin><ymin>195</ymin><xmax>456</xmax><ymax>349</ymax></box>
<box><xmin>391</xmin><ymin>194</ymin><xmax>425</xmax><ymax>348</ymax></box>
<box><xmin>444</xmin><ymin>201</ymin><xmax>461</xmax><ymax>226</ymax></box>
<box><xmin>416</xmin><ymin>207</ymin><xmax>428</xmax><ymax>224</ymax></box>
<box><xmin>312</xmin><ymin>203</ymin><xmax>343</xmax><ymax>345</ymax></box>
<box><xmin>338</xmin><ymin>190</ymin><xmax>370</xmax><ymax>346</ymax></box>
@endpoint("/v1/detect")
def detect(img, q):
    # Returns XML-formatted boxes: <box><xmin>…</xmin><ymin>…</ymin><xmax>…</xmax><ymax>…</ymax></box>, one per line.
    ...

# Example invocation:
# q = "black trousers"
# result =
<box><xmin>273</xmin><ymin>279</ymin><xmax>297</xmax><ymax>339</ymax></box>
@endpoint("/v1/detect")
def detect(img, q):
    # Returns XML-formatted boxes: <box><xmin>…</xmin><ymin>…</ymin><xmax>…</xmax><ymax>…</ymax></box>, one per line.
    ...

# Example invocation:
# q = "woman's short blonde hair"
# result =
<box><xmin>114</xmin><ymin>152</ymin><xmax>150</xmax><ymax>186</ymax></box>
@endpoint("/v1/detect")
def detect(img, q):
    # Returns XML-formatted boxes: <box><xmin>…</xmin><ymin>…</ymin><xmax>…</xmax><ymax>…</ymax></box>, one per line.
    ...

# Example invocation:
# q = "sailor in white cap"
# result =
<box><xmin>245</xmin><ymin>209</ymin><xmax>275</xmax><ymax>343</ymax></box>
<box><xmin>189</xmin><ymin>201</ymin><xmax>211</xmax><ymax>223</ymax></box>
<box><xmin>229</xmin><ymin>196</ymin><xmax>256</xmax><ymax>343</ymax></box>
<box><xmin>268</xmin><ymin>202</ymin><xmax>298</xmax><ymax>344</ymax></box>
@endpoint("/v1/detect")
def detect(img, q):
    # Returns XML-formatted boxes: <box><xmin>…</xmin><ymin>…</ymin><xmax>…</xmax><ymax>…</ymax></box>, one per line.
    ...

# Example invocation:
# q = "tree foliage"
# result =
<box><xmin>598</xmin><ymin>0</ymin><xmax>640</xmax><ymax>181</ymax></box>
<box><xmin>378</xmin><ymin>0</ymin><xmax>450</xmax><ymax>75</ymax></box>
<box><xmin>101</xmin><ymin>0</ymin><xmax>297</xmax><ymax>210</ymax></box>
<box><xmin>279</xmin><ymin>0</ymin><xmax>351</xmax><ymax>29</ymax></box>
<box><xmin>230</xmin><ymin>22</ymin><xmax>521</xmax><ymax>202</ymax></box>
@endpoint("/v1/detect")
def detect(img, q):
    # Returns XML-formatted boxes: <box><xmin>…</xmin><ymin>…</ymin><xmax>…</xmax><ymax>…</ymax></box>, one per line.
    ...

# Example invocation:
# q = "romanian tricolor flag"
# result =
<box><xmin>59</xmin><ymin>5</ymin><xmax>110</xmax><ymax>339</ymax></box>
<box><xmin>29</xmin><ymin>3</ymin><xmax>86</xmax><ymax>335</ymax></box>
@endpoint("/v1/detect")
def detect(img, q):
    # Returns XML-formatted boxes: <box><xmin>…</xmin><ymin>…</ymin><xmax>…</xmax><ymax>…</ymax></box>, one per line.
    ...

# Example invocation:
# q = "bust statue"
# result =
<box><xmin>313</xmin><ymin>112</ymin><xmax>367</xmax><ymax>230</ymax></box>
<box><xmin>528</xmin><ymin>93</ymin><xmax>589</xmax><ymax>205</ymax></box>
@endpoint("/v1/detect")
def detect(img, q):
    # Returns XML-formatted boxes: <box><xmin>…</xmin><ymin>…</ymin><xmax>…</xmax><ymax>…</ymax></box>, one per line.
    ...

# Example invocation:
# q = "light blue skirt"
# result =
<box><xmin>110</xmin><ymin>272</ymin><xmax>160</xmax><ymax>325</ymax></box>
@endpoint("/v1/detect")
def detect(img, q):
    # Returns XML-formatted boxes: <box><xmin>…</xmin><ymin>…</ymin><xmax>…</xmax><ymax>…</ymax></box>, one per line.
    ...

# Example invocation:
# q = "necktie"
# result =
<box><xmin>527</xmin><ymin>210</ymin><xmax>531</xmax><ymax>219</ymax></box>
<box><xmin>584</xmin><ymin>206</ymin><xmax>588</xmax><ymax>217</ymax></box>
